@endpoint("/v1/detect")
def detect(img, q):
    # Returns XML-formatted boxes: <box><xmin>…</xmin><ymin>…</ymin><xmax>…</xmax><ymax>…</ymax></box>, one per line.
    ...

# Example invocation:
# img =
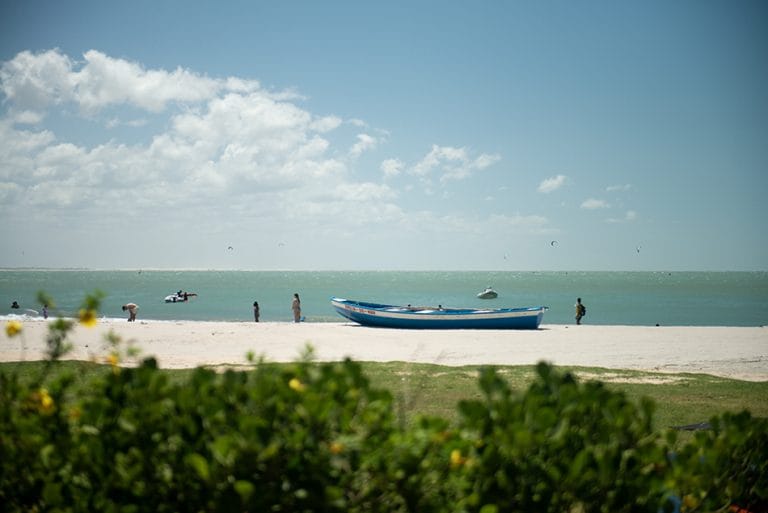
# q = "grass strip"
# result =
<box><xmin>2</xmin><ymin>360</ymin><xmax>765</xmax><ymax>431</ymax></box>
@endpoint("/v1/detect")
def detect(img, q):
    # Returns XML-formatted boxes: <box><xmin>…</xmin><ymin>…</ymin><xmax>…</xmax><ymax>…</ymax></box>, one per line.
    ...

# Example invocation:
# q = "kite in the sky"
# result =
<box><xmin>227</xmin><ymin>246</ymin><xmax>234</xmax><ymax>251</ymax></box>
<box><xmin>550</xmin><ymin>240</ymin><xmax>558</xmax><ymax>247</ymax></box>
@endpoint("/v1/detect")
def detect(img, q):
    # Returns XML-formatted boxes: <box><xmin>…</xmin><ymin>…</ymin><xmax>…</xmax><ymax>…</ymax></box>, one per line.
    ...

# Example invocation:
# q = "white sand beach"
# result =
<box><xmin>3</xmin><ymin>320</ymin><xmax>767</xmax><ymax>381</ymax></box>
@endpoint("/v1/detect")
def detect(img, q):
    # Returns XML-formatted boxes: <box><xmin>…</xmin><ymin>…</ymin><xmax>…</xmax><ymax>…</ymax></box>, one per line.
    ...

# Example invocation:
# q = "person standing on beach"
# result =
<box><xmin>575</xmin><ymin>297</ymin><xmax>586</xmax><ymax>325</ymax></box>
<box><xmin>122</xmin><ymin>303</ymin><xmax>138</xmax><ymax>322</ymax></box>
<box><xmin>253</xmin><ymin>301</ymin><xmax>260</xmax><ymax>322</ymax></box>
<box><xmin>292</xmin><ymin>293</ymin><xmax>301</xmax><ymax>322</ymax></box>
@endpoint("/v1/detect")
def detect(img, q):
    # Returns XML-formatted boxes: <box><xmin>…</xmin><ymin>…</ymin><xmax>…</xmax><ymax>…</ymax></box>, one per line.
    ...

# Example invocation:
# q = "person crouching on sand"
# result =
<box><xmin>122</xmin><ymin>303</ymin><xmax>138</xmax><ymax>322</ymax></box>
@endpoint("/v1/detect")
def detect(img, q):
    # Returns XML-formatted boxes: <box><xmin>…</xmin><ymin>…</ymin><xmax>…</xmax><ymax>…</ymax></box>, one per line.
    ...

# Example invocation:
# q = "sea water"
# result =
<box><xmin>1</xmin><ymin>270</ymin><xmax>766</xmax><ymax>327</ymax></box>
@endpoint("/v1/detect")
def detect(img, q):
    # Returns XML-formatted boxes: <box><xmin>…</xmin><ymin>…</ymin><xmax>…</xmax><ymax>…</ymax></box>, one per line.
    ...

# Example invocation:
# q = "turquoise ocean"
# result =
<box><xmin>1</xmin><ymin>270</ymin><xmax>767</xmax><ymax>327</ymax></box>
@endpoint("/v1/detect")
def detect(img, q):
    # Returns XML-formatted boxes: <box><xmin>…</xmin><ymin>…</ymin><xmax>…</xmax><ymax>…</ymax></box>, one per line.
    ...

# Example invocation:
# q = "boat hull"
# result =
<box><xmin>331</xmin><ymin>298</ymin><xmax>547</xmax><ymax>330</ymax></box>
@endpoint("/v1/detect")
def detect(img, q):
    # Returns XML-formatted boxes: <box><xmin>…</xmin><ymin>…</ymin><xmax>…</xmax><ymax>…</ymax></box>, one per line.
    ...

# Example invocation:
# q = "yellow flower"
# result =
<box><xmin>105</xmin><ymin>353</ymin><xmax>120</xmax><ymax>374</ymax></box>
<box><xmin>33</xmin><ymin>388</ymin><xmax>55</xmax><ymax>415</ymax></box>
<box><xmin>288</xmin><ymin>377</ymin><xmax>306</xmax><ymax>392</ymax></box>
<box><xmin>5</xmin><ymin>320</ymin><xmax>23</xmax><ymax>337</ymax></box>
<box><xmin>78</xmin><ymin>309</ymin><xmax>98</xmax><ymax>327</ymax></box>
<box><xmin>330</xmin><ymin>441</ymin><xmax>344</xmax><ymax>455</ymax></box>
<box><xmin>450</xmin><ymin>449</ymin><xmax>465</xmax><ymax>469</ymax></box>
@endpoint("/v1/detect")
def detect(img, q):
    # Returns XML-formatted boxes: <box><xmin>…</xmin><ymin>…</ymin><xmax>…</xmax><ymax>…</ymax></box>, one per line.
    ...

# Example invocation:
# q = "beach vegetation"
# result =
<box><xmin>0</xmin><ymin>296</ymin><xmax>766</xmax><ymax>512</ymax></box>
<box><xmin>6</xmin><ymin>360</ymin><xmax>765</xmax><ymax>432</ymax></box>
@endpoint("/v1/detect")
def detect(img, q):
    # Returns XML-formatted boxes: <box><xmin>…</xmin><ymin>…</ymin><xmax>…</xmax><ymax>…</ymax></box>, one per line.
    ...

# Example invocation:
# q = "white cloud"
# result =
<box><xmin>607</xmin><ymin>210</ymin><xmax>638</xmax><ymax>223</ymax></box>
<box><xmin>0</xmin><ymin>182</ymin><xmax>21</xmax><ymax>203</ymax></box>
<box><xmin>537</xmin><ymin>174</ymin><xmax>567</xmax><ymax>193</ymax></box>
<box><xmin>0</xmin><ymin>48</ymin><xmax>249</xmax><ymax>118</ymax></box>
<box><xmin>74</xmin><ymin>50</ymin><xmax>222</xmax><ymax>112</ymax></box>
<box><xmin>488</xmin><ymin>213</ymin><xmax>549</xmax><ymax>231</ymax></box>
<box><xmin>333</xmin><ymin>182</ymin><xmax>396</xmax><ymax>202</ymax></box>
<box><xmin>223</xmin><ymin>76</ymin><xmax>261</xmax><ymax>93</ymax></box>
<box><xmin>106</xmin><ymin>117</ymin><xmax>148</xmax><ymax>129</ymax></box>
<box><xmin>349</xmin><ymin>133</ymin><xmax>377</xmax><ymax>157</ymax></box>
<box><xmin>0</xmin><ymin>49</ymin><xmax>75</xmax><ymax>113</ymax></box>
<box><xmin>381</xmin><ymin>158</ymin><xmax>404</xmax><ymax>178</ymax></box>
<box><xmin>606</xmin><ymin>184</ymin><xmax>632</xmax><ymax>192</ymax></box>
<box><xmin>0</xmin><ymin>120</ymin><xmax>55</xmax><ymax>158</ymax></box>
<box><xmin>310</xmin><ymin>115</ymin><xmax>342</xmax><ymax>133</ymax></box>
<box><xmin>471</xmin><ymin>153</ymin><xmax>500</xmax><ymax>170</ymax></box>
<box><xmin>412</xmin><ymin>145</ymin><xmax>457</xmax><ymax>176</ymax></box>
<box><xmin>13</xmin><ymin>110</ymin><xmax>45</xmax><ymax>124</ymax></box>
<box><xmin>0</xmin><ymin>48</ymin><xmax>525</xmax><ymax>269</ymax></box>
<box><xmin>580</xmin><ymin>198</ymin><xmax>610</xmax><ymax>209</ymax></box>
<box><xmin>411</xmin><ymin>144</ymin><xmax>500</xmax><ymax>182</ymax></box>
<box><xmin>0</xmin><ymin>49</ymin><xmax>350</xmax><ymax>221</ymax></box>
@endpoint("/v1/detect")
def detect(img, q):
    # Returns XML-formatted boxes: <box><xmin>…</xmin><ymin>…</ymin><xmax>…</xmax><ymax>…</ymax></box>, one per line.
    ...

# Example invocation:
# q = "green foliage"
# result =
<box><xmin>667</xmin><ymin>411</ymin><xmax>768</xmax><ymax>512</ymax></box>
<box><xmin>1</xmin><ymin>353</ymin><xmax>397</xmax><ymax>512</ymax></box>
<box><xmin>455</xmin><ymin>363</ymin><xmax>671</xmax><ymax>512</ymax></box>
<box><xmin>1</xmin><ymin>296</ymin><xmax>766</xmax><ymax>512</ymax></box>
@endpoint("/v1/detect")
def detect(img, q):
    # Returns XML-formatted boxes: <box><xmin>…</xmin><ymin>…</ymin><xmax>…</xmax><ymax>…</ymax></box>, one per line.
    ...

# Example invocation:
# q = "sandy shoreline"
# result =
<box><xmin>2</xmin><ymin>320</ymin><xmax>767</xmax><ymax>381</ymax></box>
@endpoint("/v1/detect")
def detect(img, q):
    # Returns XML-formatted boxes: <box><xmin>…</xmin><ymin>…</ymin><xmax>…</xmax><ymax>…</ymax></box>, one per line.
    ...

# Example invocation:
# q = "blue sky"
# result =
<box><xmin>1</xmin><ymin>0</ymin><xmax>766</xmax><ymax>270</ymax></box>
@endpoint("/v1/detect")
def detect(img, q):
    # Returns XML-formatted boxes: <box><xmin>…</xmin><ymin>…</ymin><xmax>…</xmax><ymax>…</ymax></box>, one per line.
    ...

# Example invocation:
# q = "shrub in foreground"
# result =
<box><xmin>455</xmin><ymin>363</ymin><xmax>669</xmax><ymax>512</ymax></box>
<box><xmin>1</xmin><ymin>354</ymin><xmax>399</xmax><ymax>512</ymax></box>
<box><xmin>1</xmin><ymin>310</ymin><xmax>766</xmax><ymax>512</ymax></box>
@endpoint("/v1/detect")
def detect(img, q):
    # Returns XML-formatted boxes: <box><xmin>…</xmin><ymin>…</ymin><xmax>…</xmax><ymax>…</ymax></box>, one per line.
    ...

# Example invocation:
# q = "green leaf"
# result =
<box><xmin>234</xmin><ymin>480</ymin><xmax>255</xmax><ymax>501</ymax></box>
<box><xmin>186</xmin><ymin>453</ymin><xmax>210</xmax><ymax>481</ymax></box>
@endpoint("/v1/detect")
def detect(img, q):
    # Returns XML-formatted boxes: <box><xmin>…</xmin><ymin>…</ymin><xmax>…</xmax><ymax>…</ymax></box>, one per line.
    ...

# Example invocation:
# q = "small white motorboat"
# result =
<box><xmin>164</xmin><ymin>291</ymin><xmax>197</xmax><ymax>303</ymax></box>
<box><xmin>477</xmin><ymin>287</ymin><xmax>498</xmax><ymax>299</ymax></box>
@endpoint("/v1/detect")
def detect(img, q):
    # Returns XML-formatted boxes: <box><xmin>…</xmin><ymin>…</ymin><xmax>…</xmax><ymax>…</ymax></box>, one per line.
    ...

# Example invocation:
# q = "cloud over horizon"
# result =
<box><xmin>0</xmin><ymin>48</ymin><xmax>559</xmax><ymax>268</ymax></box>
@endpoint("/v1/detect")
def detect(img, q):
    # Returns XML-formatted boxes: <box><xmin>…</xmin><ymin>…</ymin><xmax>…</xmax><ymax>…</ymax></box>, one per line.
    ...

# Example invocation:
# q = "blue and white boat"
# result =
<box><xmin>330</xmin><ymin>297</ymin><xmax>548</xmax><ymax>330</ymax></box>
